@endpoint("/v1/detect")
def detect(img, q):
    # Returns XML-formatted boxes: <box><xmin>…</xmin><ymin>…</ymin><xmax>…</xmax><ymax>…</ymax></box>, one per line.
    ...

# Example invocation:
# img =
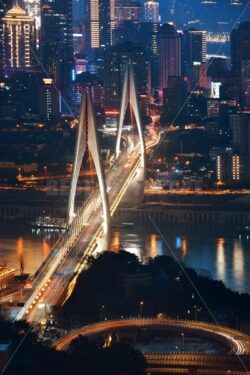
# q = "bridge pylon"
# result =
<box><xmin>116</xmin><ymin>62</ymin><xmax>146</xmax><ymax>203</ymax></box>
<box><xmin>68</xmin><ymin>92</ymin><xmax>111</xmax><ymax>251</ymax></box>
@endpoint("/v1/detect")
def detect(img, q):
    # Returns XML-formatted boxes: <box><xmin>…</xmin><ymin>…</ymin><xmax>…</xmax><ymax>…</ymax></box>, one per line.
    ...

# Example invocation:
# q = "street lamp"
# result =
<box><xmin>44</xmin><ymin>166</ymin><xmax>47</xmax><ymax>176</ymax></box>
<box><xmin>139</xmin><ymin>301</ymin><xmax>144</xmax><ymax>317</ymax></box>
<box><xmin>181</xmin><ymin>332</ymin><xmax>185</xmax><ymax>352</ymax></box>
<box><xmin>100</xmin><ymin>305</ymin><xmax>105</xmax><ymax>321</ymax></box>
<box><xmin>194</xmin><ymin>305</ymin><xmax>198</xmax><ymax>321</ymax></box>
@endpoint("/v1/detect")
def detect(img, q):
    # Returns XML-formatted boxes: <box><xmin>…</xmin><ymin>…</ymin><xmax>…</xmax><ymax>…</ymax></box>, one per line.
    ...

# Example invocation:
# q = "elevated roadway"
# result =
<box><xmin>54</xmin><ymin>318</ymin><xmax>250</xmax><ymax>355</ymax></box>
<box><xmin>54</xmin><ymin>318</ymin><xmax>250</xmax><ymax>374</ymax></box>
<box><xmin>14</xmin><ymin>132</ymin><xmax>161</xmax><ymax>323</ymax></box>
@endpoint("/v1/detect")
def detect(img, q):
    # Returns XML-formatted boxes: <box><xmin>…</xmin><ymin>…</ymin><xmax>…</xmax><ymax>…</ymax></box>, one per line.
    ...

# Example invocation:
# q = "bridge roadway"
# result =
<box><xmin>54</xmin><ymin>318</ymin><xmax>250</xmax><ymax>374</ymax></box>
<box><xmin>54</xmin><ymin>318</ymin><xmax>250</xmax><ymax>355</ymax></box>
<box><xmin>15</xmin><ymin>133</ymin><xmax>160</xmax><ymax>322</ymax></box>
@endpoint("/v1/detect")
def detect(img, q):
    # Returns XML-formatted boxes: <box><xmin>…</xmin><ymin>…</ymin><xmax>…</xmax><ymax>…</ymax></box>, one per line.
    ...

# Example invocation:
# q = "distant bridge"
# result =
<box><xmin>54</xmin><ymin>318</ymin><xmax>250</xmax><ymax>374</ymax></box>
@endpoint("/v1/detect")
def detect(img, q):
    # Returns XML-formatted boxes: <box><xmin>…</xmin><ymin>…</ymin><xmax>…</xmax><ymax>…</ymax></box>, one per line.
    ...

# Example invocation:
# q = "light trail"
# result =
<box><xmin>53</xmin><ymin>318</ymin><xmax>250</xmax><ymax>355</ymax></box>
<box><xmin>14</xmin><ymin>130</ymin><xmax>162</xmax><ymax>322</ymax></box>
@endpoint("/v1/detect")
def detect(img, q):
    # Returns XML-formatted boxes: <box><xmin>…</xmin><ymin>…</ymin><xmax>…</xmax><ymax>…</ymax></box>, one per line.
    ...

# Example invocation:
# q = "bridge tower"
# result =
<box><xmin>116</xmin><ymin>62</ymin><xmax>146</xmax><ymax>203</ymax></box>
<box><xmin>68</xmin><ymin>92</ymin><xmax>111</xmax><ymax>250</ymax></box>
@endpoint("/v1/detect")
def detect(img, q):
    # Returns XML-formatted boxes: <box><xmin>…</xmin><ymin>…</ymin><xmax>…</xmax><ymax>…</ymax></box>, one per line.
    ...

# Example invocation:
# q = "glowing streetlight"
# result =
<box><xmin>139</xmin><ymin>301</ymin><xmax>144</xmax><ymax>317</ymax></box>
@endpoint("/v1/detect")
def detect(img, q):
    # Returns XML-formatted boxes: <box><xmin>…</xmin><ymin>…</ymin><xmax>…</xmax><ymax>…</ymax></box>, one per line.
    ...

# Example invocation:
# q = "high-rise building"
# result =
<box><xmin>231</xmin><ymin>112</ymin><xmax>250</xmax><ymax>155</ymax></box>
<box><xmin>241</xmin><ymin>59</ymin><xmax>250</xmax><ymax>109</ymax></box>
<box><xmin>159</xmin><ymin>23</ymin><xmax>181</xmax><ymax>92</ymax></box>
<box><xmin>41</xmin><ymin>0</ymin><xmax>73</xmax><ymax>90</ymax></box>
<box><xmin>182</xmin><ymin>29</ymin><xmax>207</xmax><ymax>91</ymax></box>
<box><xmin>103</xmin><ymin>42</ymin><xmax>150</xmax><ymax>111</ymax></box>
<box><xmin>39</xmin><ymin>78</ymin><xmax>59</xmax><ymax>121</ymax></box>
<box><xmin>231</xmin><ymin>22</ymin><xmax>250</xmax><ymax>75</ymax></box>
<box><xmin>2</xmin><ymin>4</ymin><xmax>36</xmax><ymax>74</ymax></box>
<box><xmin>137</xmin><ymin>22</ymin><xmax>161</xmax><ymax>95</ymax></box>
<box><xmin>144</xmin><ymin>0</ymin><xmax>159</xmax><ymax>23</ymax></box>
<box><xmin>85</xmin><ymin>0</ymin><xmax>115</xmax><ymax>55</ymax></box>
<box><xmin>115</xmin><ymin>1</ymin><xmax>142</xmax><ymax>26</ymax></box>
<box><xmin>21</xmin><ymin>0</ymin><xmax>41</xmax><ymax>31</ymax></box>
<box><xmin>162</xmin><ymin>77</ymin><xmax>187</xmax><ymax>124</ymax></box>
<box><xmin>0</xmin><ymin>1</ymin><xmax>13</xmax><ymax>79</ymax></box>
<box><xmin>112</xmin><ymin>20</ymin><xmax>137</xmax><ymax>46</ymax></box>
<box><xmin>183</xmin><ymin>29</ymin><xmax>206</xmax><ymax>66</ymax></box>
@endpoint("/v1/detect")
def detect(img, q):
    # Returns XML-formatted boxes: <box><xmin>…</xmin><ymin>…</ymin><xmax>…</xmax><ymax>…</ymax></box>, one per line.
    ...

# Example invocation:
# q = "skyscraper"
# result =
<box><xmin>183</xmin><ymin>29</ymin><xmax>207</xmax><ymax>66</ymax></box>
<box><xmin>22</xmin><ymin>0</ymin><xmax>41</xmax><ymax>31</ymax></box>
<box><xmin>144</xmin><ymin>0</ymin><xmax>159</xmax><ymax>23</ymax></box>
<box><xmin>115</xmin><ymin>1</ymin><xmax>142</xmax><ymax>26</ymax></box>
<box><xmin>103</xmin><ymin>42</ymin><xmax>150</xmax><ymax>111</ymax></box>
<box><xmin>241</xmin><ymin>59</ymin><xmax>250</xmax><ymax>109</ymax></box>
<box><xmin>85</xmin><ymin>0</ymin><xmax>115</xmax><ymax>55</ymax></box>
<box><xmin>182</xmin><ymin>29</ymin><xmax>207</xmax><ymax>90</ymax></box>
<box><xmin>231</xmin><ymin>22</ymin><xmax>250</xmax><ymax>75</ymax></box>
<box><xmin>0</xmin><ymin>1</ymin><xmax>13</xmax><ymax>79</ymax></box>
<box><xmin>41</xmin><ymin>0</ymin><xmax>73</xmax><ymax>90</ymax></box>
<box><xmin>159</xmin><ymin>23</ymin><xmax>181</xmax><ymax>92</ymax></box>
<box><xmin>2</xmin><ymin>4</ymin><xmax>36</xmax><ymax>74</ymax></box>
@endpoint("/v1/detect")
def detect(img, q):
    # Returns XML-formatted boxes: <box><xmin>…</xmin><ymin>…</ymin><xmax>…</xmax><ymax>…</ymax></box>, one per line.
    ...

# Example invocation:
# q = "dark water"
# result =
<box><xmin>0</xmin><ymin>221</ymin><xmax>249</xmax><ymax>295</ymax></box>
<box><xmin>111</xmin><ymin>222</ymin><xmax>250</xmax><ymax>295</ymax></box>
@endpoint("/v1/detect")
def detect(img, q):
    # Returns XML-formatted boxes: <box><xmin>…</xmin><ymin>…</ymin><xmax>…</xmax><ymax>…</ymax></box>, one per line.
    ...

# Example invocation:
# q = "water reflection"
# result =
<box><xmin>181</xmin><ymin>238</ymin><xmax>188</xmax><ymax>259</ymax></box>
<box><xmin>0</xmin><ymin>225</ymin><xmax>58</xmax><ymax>275</ymax></box>
<box><xmin>112</xmin><ymin>225</ymin><xmax>250</xmax><ymax>294</ymax></box>
<box><xmin>111</xmin><ymin>231</ymin><xmax>120</xmax><ymax>253</ymax></box>
<box><xmin>0</xmin><ymin>221</ymin><xmax>249</xmax><ymax>295</ymax></box>
<box><xmin>233</xmin><ymin>240</ymin><xmax>244</xmax><ymax>291</ymax></box>
<box><xmin>17</xmin><ymin>236</ymin><xmax>23</xmax><ymax>257</ymax></box>
<box><xmin>148</xmin><ymin>234</ymin><xmax>158</xmax><ymax>258</ymax></box>
<box><xmin>216</xmin><ymin>238</ymin><xmax>226</xmax><ymax>281</ymax></box>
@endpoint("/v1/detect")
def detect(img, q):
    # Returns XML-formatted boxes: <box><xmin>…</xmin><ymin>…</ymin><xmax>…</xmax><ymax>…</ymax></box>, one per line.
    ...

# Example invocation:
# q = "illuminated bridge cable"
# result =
<box><xmin>149</xmin><ymin>215</ymin><xmax>250</xmax><ymax>373</ymax></box>
<box><xmin>150</xmin><ymin>0</ymin><xmax>250</xmax><ymax>161</ymax></box>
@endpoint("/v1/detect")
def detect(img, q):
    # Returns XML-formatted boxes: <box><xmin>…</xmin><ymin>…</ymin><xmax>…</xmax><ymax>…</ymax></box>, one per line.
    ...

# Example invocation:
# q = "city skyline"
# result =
<box><xmin>1</xmin><ymin>0</ymin><xmax>250</xmax><ymax>374</ymax></box>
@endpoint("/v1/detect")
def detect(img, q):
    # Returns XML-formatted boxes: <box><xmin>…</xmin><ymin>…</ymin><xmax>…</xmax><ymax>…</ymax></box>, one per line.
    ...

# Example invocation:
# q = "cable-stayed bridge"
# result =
<box><xmin>15</xmin><ymin>63</ymin><xmax>161</xmax><ymax>322</ymax></box>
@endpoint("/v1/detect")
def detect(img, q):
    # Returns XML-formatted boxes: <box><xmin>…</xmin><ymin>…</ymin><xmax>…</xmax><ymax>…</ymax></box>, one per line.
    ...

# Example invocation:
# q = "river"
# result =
<box><xmin>0</xmin><ymin>220</ymin><xmax>249</xmax><ymax>295</ymax></box>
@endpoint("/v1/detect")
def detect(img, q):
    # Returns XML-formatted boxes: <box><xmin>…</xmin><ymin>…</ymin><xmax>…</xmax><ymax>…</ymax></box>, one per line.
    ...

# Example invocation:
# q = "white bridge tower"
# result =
<box><xmin>116</xmin><ymin>62</ymin><xmax>146</xmax><ymax>202</ymax></box>
<box><xmin>68</xmin><ymin>92</ymin><xmax>111</xmax><ymax>250</ymax></box>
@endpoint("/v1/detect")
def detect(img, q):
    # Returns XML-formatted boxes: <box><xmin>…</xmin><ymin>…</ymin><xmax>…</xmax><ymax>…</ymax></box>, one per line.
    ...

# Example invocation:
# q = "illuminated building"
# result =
<box><xmin>103</xmin><ymin>42</ymin><xmax>150</xmax><ymax>112</ymax></box>
<box><xmin>231</xmin><ymin>22</ymin><xmax>250</xmax><ymax>75</ymax></box>
<box><xmin>144</xmin><ymin>0</ymin><xmax>159</xmax><ymax>23</ymax></box>
<box><xmin>2</xmin><ymin>4</ymin><xmax>36</xmax><ymax>73</ymax></box>
<box><xmin>159</xmin><ymin>23</ymin><xmax>181</xmax><ymax>92</ymax></box>
<box><xmin>41</xmin><ymin>0</ymin><xmax>73</xmax><ymax>90</ymax></box>
<box><xmin>0</xmin><ymin>266</ymin><xmax>15</xmax><ymax>290</ymax></box>
<box><xmin>216</xmin><ymin>154</ymin><xmax>250</xmax><ymax>185</ymax></box>
<box><xmin>231</xmin><ymin>112</ymin><xmax>250</xmax><ymax>155</ymax></box>
<box><xmin>85</xmin><ymin>0</ymin><xmax>115</xmax><ymax>54</ymax></box>
<box><xmin>39</xmin><ymin>78</ymin><xmax>59</xmax><ymax>121</ymax></box>
<box><xmin>115</xmin><ymin>1</ymin><xmax>142</xmax><ymax>26</ymax></box>
<box><xmin>183</xmin><ymin>29</ymin><xmax>207</xmax><ymax>66</ymax></box>
<box><xmin>207</xmin><ymin>99</ymin><xmax>220</xmax><ymax>118</ymax></box>
<box><xmin>241</xmin><ymin>59</ymin><xmax>250</xmax><ymax>109</ymax></box>
<box><xmin>182</xmin><ymin>29</ymin><xmax>207</xmax><ymax>91</ymax></box>
<box><xmin>72</xmin><ymin>72</ymin><xmax>104</xmax><ymax>110</ymax></box>
<box><xmin>22</xmin><ymin>0</ymin><xmax>41</xmax><ymax>31</ymax></box>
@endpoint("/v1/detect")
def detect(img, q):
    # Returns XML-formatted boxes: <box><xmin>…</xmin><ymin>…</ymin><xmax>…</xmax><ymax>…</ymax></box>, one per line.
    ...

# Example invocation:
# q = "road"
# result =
<box><xmin>14</xmin><ymin>131</ymin><xmax>161</xmax><ymax>322</ymax></box>
<box><xmin>54</xmin><ymin>317</ymin><xmax>250</xmax><ymax>356</ymax></box>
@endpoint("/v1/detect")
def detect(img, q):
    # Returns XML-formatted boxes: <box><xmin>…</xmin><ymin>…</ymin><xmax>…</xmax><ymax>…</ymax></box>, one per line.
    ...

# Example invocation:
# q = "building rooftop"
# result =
<box><xmin>0</xmin><ymin>267</ymin><xmax>15</xmax><ymax>279</ymax></box>
<box><xmin>6</xmin><ymin>4</ymin><xmax>27</xmax><ymax>16</ymax></box>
